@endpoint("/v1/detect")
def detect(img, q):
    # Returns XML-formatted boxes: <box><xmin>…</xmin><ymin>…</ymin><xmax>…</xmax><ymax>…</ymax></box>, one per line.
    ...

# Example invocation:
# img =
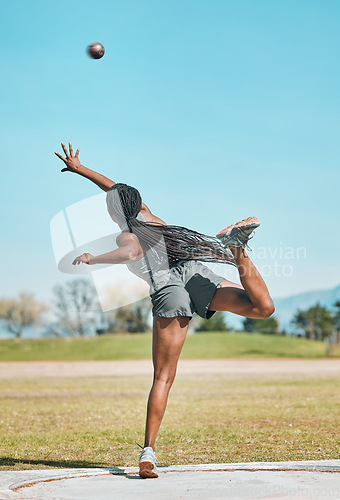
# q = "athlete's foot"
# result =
<box><xmin>216</xmin><ymin>217</ymin><xmax>260</xmax><ymax>249</ymax></box>
<box><xmin>139</xmin><ymin>447</ymin><xmax>159</xmax><ymax>479</ymax></box>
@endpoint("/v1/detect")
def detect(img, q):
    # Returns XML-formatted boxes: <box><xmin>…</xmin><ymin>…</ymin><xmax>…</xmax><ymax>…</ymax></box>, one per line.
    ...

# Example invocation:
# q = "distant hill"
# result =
<box><xmin>227</xmin><ymin>284</ymin><xmax>340</xmax><ymax>333</ymax></box>
<box><xmin>273</xmin><ymin>285</ymin><xmax>340</xmax><ymax>332</ymax></box>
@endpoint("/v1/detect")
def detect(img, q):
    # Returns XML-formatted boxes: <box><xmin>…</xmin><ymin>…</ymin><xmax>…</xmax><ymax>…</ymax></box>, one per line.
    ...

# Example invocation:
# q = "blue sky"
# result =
<box><xmin>1</xmin><ymin>0</ymin><xmax>339</xmax><ymax>309</ymax></box>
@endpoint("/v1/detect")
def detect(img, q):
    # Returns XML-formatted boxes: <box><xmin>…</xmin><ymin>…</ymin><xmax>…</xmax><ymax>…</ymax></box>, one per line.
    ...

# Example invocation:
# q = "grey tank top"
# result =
<box><xmin>122</xmin><ymin>213</ymin><xmax>171</xmax><ymax>293</ymax></box>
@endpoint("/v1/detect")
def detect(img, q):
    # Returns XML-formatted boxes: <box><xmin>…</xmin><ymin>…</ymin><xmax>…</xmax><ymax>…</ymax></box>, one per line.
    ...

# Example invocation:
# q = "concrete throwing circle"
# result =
<box><xmin>9</xmin><ymin>464</ymin><xmax>340</xmax><ymax>500</ymax></box>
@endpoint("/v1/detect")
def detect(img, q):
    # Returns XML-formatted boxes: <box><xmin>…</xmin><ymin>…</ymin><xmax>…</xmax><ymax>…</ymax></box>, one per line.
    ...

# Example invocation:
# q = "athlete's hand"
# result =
<box><xmin>72</xmin><ymin>253</ymin><xmax>94</xmax><ymax>265</ymax></box>
<box><xmin>55</xmin><ymin>142</ymin><xmax>82</xmax><ymax>173</ymax></box>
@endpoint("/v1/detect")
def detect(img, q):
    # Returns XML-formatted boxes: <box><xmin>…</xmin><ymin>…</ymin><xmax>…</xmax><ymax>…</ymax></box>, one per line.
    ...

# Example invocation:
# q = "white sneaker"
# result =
<box><xmin>139</xmin><ymin>446</ymin><xmax>159</xmax><ymax>478</ymax></box>
<box><xmin>216</xmin><ymin>217</ymin><xmax>260</xmax><ymax>249</ymax></box>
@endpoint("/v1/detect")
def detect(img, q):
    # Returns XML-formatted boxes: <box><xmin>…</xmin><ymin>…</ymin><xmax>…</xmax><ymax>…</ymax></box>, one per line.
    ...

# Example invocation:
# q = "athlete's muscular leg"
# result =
<box><xmin>209</xmin><ymin>246</ymin><xmax>275</xmax><ymax>319</ymax></box>
<box><xmin>143</xmin><ymin>316</ymin><xmax>190</xmax><ymax>450</ymax></box>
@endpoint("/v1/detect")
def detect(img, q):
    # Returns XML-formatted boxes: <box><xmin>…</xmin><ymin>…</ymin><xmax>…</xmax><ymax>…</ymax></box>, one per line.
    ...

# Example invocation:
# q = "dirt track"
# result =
<box><xmin>0</xmin><ymin>359</ymin><xmax>339</xmax><ymax>379</ymax></box>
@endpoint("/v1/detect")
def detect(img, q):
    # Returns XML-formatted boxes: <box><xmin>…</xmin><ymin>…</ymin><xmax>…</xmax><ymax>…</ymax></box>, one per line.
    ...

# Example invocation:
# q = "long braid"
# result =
<box><xmin>106</xmin><ymin>183</ymin><xmax>235</xmax><ymax>266</ymax></box>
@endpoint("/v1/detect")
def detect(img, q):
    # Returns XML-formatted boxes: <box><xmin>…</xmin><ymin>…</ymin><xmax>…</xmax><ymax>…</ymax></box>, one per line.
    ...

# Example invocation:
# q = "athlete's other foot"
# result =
<box><xmin>139</xmin><ymin>447</ymin><xmax>159</xmax><ymax>478</ymax></box>
<box><xmin>216</xmin><ymin>217</ymin><xmax>260</xmax><ymax>248</ymax></box>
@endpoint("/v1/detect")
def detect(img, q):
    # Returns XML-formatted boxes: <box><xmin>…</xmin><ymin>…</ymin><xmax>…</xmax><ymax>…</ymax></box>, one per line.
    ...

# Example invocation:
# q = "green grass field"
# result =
<box><xmin>0</xmin><ymin>333</ymin><xmax>339</xmax><ymax>471</ymax></box>
<box><xmin>0</xmin><ymin>367</ymin><xmax>339</xmax><ymax>470</ymax></box>
<box><xmin>0</xmin><ymin>332</ymin><xmax>339</xmax><ymax>361</ymax></box>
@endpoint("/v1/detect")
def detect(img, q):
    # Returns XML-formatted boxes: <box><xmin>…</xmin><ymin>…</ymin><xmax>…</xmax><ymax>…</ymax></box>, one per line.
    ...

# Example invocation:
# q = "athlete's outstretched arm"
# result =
<box><xmin>55</xmin><ymin>142</ymin><xmax>115</xmax><ymax>192</ymax></box>
<box><xmin>55</xmin><ymin>142</ymin><xmax>165</xmax><ymax>221</ymax></box>
<box><xmin>72</xmin><ymin>232</ymin><xmax>143</xmax><ymax>266</ymax></box>
<box><xmin>73</xmin><ymin>247</ymin><xmax>136</xmax><ymax>266</ymax></box>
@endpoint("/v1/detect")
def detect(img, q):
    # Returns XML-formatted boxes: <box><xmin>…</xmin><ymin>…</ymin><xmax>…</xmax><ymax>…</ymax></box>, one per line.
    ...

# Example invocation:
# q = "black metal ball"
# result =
<box><xmin>87</xmin><ymin>43</ymin><xmax>105</xmax><ymax>60</ymax></box>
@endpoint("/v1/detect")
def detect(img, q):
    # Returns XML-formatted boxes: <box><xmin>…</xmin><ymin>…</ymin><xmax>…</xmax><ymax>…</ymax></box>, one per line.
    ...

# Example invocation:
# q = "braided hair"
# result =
<box><xmin>106</xmin><ymin>183</ymin><xmax>235</xmax><ymax>266</ymax></box>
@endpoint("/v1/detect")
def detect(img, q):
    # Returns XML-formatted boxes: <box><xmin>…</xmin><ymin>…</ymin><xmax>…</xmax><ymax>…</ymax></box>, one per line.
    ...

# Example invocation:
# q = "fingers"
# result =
<box><xmin>72</xmin><ymin>254</ymin><xmax>81</xmax><ymax>265</ymax></box>
<box><xmin>61</xmin><ymin>143</ymin><xmax>69</xmax><ymax>157</ymax></box>
<box><xmin>56</xmin><ymin>143</ymin><xmax>78</xmax><ymax>163</ymax></box>
<box><xmin>54</xmin><ymin>152</ymin><xmax>66</xmax><ymax>163</ymax></box>
<box><xmin>72</xmin><ymin>254</ymin><xmax>87</xmax><ymax>265</ymax></box>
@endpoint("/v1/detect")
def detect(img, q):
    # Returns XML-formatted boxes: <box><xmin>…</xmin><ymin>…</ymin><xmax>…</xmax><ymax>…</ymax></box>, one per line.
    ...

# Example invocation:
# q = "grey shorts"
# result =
<box><xmin>150</xmin><ymin>260</ymin><xmax>224</xmax><ymax>320</ymax></box>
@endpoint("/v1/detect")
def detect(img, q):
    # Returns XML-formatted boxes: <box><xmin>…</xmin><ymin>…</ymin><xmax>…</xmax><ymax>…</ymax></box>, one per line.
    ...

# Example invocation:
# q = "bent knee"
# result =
<box><xmin>259</xmin><ymin>300</ymin><xmax>275</xmax><ymax>318</ymax></box>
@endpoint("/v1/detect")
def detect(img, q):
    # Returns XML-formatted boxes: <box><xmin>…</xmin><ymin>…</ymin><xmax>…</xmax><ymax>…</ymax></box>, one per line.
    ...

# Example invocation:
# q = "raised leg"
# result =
<box><xmin>209</xmin><ymin>246</ymin><xmax>275</xmax><ymax>319</ymax></box>
<box><xmin>143</xmin><ymin>316</ymin><xmax>190</xmax><ymax>450</ymax></box>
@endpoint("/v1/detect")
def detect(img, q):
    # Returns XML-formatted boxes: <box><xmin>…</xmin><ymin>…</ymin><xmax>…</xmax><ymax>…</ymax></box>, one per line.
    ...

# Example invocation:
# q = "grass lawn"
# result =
<box><xmin>0</xmin><ymin>364</ymin><xmax>339</xmax><ymax>470</ymax></box>
<box><xmin>0</xmin><ymin>332</ymin><xmax>339</xmax><ymax>361</ymax></box>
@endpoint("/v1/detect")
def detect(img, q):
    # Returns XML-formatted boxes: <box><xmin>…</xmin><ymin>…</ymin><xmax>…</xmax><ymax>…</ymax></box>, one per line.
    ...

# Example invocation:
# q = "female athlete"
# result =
<box><xmin>55</xmin><ymin>143</ymin><xmax>275</xmax><ymax>478</ymax></box>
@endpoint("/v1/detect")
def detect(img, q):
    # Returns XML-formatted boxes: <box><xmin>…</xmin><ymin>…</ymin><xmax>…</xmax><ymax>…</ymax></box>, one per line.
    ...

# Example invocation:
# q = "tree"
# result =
<box><xmin>106</xmin><ymin>297</ymin><xmax>151</xmax><ymax>333</ymax></box>
<box><xmin>52</xmin><ymin>279</ymin><xmax>99</xmax><ymax>336</ymax></box>
<box><xmin>242</xmin><ymin>316</ymin><xmax>279</xmax><ymax>335</ymax></box>
<box><xmin>308</xmin><ymin>304</ymin><xmax>334</xmax><ymax>341</ymax></box>
<box><xmin>291</xmin><ymin>303</ymin><xmax>334</xmax><ymax>340</ymax></box>
<box><xmin>291</xmin><ymin>309</ymin><xmax>310</xmax><ymax>338</ymax></box>
<box><xmin>195</xmin><ymin>311</ymin><xmax>229</xmax><ymax>332</ymax></box>
<box><xmin>334</xmin><ymin>301</ymin><xmax>340</xmax><ymax>344</ymax></box>
<box><xmin>0</xmin><ymin>293</ymin><xmax>48</xmax><ymax>338</ymax></box>
<box><xmin>243</xmin><ymin>317</ymin><xmax>254</xmax><ymax>333</ymax></box>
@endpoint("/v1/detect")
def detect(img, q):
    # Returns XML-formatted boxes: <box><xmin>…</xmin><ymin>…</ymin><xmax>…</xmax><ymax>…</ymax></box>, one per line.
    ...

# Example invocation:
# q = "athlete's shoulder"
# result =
<box><xmin>116</xmin><ymin>231</ymin><xmax>139</xmax><ymax>247</ymax></box>
<box><xmin>141</xmin><ymin>203</ymin><xmax>166</xmax><ymax>225</ymax></box>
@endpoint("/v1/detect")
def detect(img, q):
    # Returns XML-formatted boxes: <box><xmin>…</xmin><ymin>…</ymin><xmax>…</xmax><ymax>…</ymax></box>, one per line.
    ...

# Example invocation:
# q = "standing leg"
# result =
<box><xmin>143</xmin><ymin>316</ymin><xmax>190</xmax><ymax>450</ymax></box>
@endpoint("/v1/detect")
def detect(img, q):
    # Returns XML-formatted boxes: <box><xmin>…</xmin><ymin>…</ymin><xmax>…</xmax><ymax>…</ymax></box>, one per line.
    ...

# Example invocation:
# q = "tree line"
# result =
<box><xmin>0</xmin><ymin>279</ymin><xmax>339</xmax><ymax>342</ymax></box>
<box><xmin>0</xmin><ymin>279</ymin><xmax>152</xmax><ymax>338</ymax></box>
